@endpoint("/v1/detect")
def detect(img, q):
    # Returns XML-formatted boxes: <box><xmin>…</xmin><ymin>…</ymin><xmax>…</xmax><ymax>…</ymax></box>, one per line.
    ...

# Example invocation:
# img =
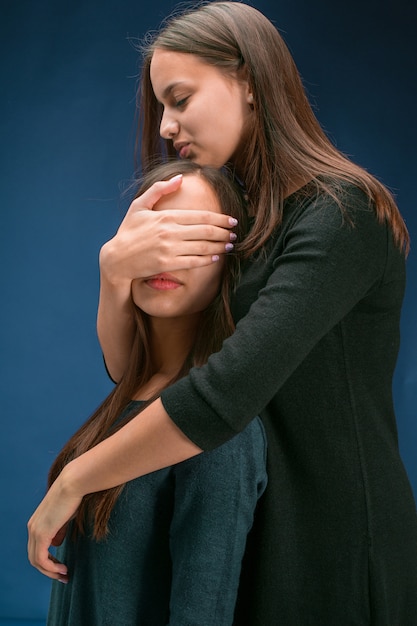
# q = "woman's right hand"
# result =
<box><xmin>100</xmin><ymin>174</ymin><xmax>237</xmax><ymax>285</ymax></box>
<box><xmin>97</xmin><ymin>175</ymin><xmax>237</xmax><ymax>382</ymax></box>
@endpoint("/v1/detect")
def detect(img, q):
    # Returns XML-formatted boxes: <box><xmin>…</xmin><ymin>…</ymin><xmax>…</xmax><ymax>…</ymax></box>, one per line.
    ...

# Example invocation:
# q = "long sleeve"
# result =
<box><xmin>161</xmin><ymin>184</ymin><xmax>399</xmax><ymax>450</ymax></box>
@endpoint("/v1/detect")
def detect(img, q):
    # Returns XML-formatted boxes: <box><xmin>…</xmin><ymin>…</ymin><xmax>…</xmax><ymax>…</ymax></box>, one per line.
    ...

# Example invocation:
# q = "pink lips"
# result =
<box><xmin>145</xmin><ymin>273</ymin><xmax>182</xmax><ymax>290</ymax></box>
<box><xmin>174</xmin><ymin>142</ymin><xmax>191</xmax><ymax>159</ymax></box>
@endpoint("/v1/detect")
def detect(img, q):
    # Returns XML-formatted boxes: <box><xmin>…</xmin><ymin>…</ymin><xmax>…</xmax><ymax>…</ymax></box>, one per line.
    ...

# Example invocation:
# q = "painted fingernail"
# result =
<box><xmin>229</xmin><ymin>232</ymin><xmax>238</xmax><ymax>242</ymax></box>
<box><xmin>229</xmin><ymin>217</ymin><xmax>238</xmax><ymax>226</ymax></box>
<box><xmin>225</xmin><ymin>243</ymin><xmax>234</xmax><ymax>252</ymax></box>
<box><xmin>212</xmin><ymin>255</ymin><xmax>220</xmax><ymax>262</ymax></box>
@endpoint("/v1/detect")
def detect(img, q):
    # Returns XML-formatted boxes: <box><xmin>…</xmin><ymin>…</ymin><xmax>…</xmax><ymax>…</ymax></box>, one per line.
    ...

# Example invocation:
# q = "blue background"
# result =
<box><xmin>1</xmin><ymin>0</ymin><xmax>416</xmax><ymax>622</ymax></box>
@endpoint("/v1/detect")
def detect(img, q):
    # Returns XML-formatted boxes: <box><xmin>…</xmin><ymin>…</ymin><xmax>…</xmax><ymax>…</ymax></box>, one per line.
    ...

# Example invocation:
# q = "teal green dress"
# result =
<box><xmin>47</xmin><ymin>409</ymin><xmax>267</xmax><ymax>626</ymax></box>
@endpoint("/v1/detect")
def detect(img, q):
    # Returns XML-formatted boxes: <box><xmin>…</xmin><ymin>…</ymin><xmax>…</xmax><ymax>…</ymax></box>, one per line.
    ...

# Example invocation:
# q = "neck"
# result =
<box><xmin>132</xmin><ymin>313</ymin><xmax>201</xmax><ymax>402</ymax></box>
<box><xmin>148</xmin><ymin>313</ymin><xmax>201</xmax><ymax>376</ymax></box>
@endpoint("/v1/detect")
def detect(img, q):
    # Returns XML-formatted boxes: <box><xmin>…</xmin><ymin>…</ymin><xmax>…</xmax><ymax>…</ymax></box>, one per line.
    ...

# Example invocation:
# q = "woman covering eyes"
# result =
<box><xmin>28</xmin><ymin>3</ymin><xmax>417</xmax><ymax>624</ymax></box>
<box><xmin>46</xmin><ymin>160</ymin><xmax>267</xmax><ymax>625</ymax></box>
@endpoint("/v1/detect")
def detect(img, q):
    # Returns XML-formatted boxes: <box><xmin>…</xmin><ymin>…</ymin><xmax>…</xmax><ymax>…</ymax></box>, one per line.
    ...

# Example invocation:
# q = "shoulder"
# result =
<box><xmin>285</xmin><ymin>178</ymin><xmax>373</xmax><ymax>223</ymax></box>
<box><xmin>280</xmin><ymin>178</ymin><xmax>387</xmax><ymax>251</ymax></box>
<box><xmin>247</xmin><ymin>177</ymin><xmax>402</xmax><ymax>294</ymax></box>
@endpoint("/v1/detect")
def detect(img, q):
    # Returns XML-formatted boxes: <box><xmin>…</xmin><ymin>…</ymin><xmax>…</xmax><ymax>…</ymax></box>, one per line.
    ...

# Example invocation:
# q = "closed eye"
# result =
<box><xmin>175</xmin><ymin>96</ymin><xmax>189</xmax><ymax>109</ymax></box>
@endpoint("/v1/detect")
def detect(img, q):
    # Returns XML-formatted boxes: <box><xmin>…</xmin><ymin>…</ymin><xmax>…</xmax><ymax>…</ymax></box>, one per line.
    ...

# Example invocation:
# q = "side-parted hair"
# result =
<box><xmin>48</xmin><ymin>160</ymin><xmax>247</xmax><ymax>539</ymax></box>
<box><xmin>138</xmin><ymin>1</ymin><xmax>409</xmax><ymax>255</ymax></box>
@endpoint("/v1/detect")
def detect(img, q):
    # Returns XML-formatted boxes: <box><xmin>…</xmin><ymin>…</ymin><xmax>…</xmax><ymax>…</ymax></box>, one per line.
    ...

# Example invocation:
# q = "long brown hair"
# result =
<box><xmin>138</xmin><ymin>1</ymin><xmax>409</xmax><ymax>255</ymax></box>
<box><xmin>48</xmin><ymin>160</ymin><xmax>247</xmax><ymax>540</ymax></box>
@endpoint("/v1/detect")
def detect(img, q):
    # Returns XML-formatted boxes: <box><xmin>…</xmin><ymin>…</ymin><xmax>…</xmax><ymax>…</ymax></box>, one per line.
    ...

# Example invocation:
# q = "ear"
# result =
<box><xmin>236</xmin><ymin>64</ymin><xmax>253</xmax><ymax>104</ymax></box>
<box><xmin>242</xmin><ymin>78</ymin><xmax>254</xmax><ymax>106</ymax></box>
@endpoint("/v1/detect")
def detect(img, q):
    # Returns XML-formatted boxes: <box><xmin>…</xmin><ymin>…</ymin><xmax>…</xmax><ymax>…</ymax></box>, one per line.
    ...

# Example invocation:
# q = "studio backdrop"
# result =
<box><xmin>1</xmin><ymin>0</ymin><xmax>416</xmax><ymax>622</ymax></box>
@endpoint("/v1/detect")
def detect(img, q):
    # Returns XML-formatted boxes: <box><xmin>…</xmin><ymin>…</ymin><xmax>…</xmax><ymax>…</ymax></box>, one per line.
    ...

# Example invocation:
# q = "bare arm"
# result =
<box><xmin>97</xmin><ymin>250</ymin><xmax>136</xmax><ymax>382</ymax></box>
<box><xmin>27</xmin><ymin>398</ymin><xmax>202</xmax><ymax>581</ymax></box>
<box><xmin>97</xmin><ymin>175</ymin><xmax>237</xmax><ymax>381</ymax></box>
<box><xmin>28</xmin><ymin>176</ymin><xmax>239</xmax><ymax>575</ymax></box>
<box><xmin>28</xmin><ymin>188</ymin><xmax>385</xmax><ymax>582</ymax></box>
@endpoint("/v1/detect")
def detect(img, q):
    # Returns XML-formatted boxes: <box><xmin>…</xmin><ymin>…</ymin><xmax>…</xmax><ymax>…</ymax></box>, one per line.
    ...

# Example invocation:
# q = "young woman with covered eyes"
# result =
<box><xmin>45</xmin><ymin>160</ymin><xmax>267</xmax><ymax>626</ymax></box>
<box><xmin>28</xmin><ymin>2</ymin><xmax>417</xmax><ymax>624</ymax></box>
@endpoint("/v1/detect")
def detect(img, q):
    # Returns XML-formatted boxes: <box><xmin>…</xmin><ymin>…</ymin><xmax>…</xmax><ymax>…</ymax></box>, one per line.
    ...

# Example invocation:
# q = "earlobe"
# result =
<box><xmin>247</xmin><ymin>93</ymin><xmax>254</xmax><ymax>104</ymax></box>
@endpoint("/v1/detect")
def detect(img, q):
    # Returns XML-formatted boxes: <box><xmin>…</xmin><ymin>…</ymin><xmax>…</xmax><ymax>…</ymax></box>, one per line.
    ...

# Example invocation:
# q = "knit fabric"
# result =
<box><xmin>47</xmin><ymin>414</ymin><xmax>267</xmax><ymax>625</ymax></box>
<box><xmin>161</xmin><ymin>182</ymin><xmax>417</xmax><ymax>625</ymax></box>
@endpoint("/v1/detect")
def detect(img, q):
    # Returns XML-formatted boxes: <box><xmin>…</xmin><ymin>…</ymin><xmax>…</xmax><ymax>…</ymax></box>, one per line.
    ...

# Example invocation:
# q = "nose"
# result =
<box><xmin>160</xmin><ymin>109</ymin><xmax>179</xmax><ymax>139</ymax></box>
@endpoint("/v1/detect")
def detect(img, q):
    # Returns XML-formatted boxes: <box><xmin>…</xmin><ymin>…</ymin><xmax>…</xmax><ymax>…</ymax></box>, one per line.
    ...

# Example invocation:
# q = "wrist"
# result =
<box><xmin>99</xmin><ymin>241</ymin><xmax>132</xmax><ymax>292</ymax></box>
<box><xmin>58</xmin><ymin>459</ymin><xmax>88</xmax><ymax>500</ymax></box>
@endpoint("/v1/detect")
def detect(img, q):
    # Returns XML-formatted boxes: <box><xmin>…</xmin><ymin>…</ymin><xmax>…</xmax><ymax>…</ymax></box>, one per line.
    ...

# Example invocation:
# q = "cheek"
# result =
<box><xmin>203</xmin><ymin>258</ymin><xmax>224</xmax><ymax>286</ymax></box>
<box><xmin>131</xmin><ymin>279</ymin><xmax>152</xmax><ymax>312</ymax></box>
<box><xmin>131</xmin><ymin>280</ymin><xmax>140</xmax><ymax>307</ymax></box>
<box><xmin>196</xmin><ymin>264</ymin><xmax>224</xmax><ymax>304</ymax></box>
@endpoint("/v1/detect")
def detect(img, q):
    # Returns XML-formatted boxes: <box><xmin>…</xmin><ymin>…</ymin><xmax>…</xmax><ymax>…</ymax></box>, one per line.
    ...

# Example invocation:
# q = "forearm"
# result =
<box><xmin>97</xmin><ymin>243</ymin><xmax>136</xmax><ymax>382</ymax></box>
<box><xmin>27</xmin><ymin>398</ymin><xmax>201</xmax><ymax>580</ymax></box>
<box><xmin>96</xmin><ymin>183</ymin><xmax>235</xmax><ymax>381</ymax></box>
<box><xmin>161</xmin><ymin>190</ymin><xmax>390</xmax><ymax>450</ymax></box>
<box><xmin>63</xmin><ymin>398</ymin><xmax>202</xmax><ymax>498</ymax></box>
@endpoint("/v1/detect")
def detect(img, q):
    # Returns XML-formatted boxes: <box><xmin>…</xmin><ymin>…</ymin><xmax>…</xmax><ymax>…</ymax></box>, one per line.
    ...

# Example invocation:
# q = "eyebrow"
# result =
<box><xmin>161</xmin><ymin>81</ymin><xmax>187</xmax><ymax>100</ymax></box>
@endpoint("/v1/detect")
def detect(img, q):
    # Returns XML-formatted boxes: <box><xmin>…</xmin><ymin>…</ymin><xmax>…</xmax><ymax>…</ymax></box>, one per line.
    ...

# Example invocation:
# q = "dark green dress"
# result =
<box><xmin>161</xmin><ymin>182</ymin><xmax>417</xmax><ymax>625</ymax></box>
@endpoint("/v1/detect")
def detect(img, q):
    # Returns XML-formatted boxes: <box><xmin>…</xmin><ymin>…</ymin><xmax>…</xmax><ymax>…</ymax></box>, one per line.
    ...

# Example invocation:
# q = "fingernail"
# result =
<box><xmin>58</xmin><ymin>578</ymin><xmax>69</xmax><ymax>584</ymax></box>
<box><xmin>212</xmin><ymin>255</ymin><xmax>220</xmax><ymax>262</ymax></box>
<box><xmin>169</xmin><ymin>174</ymin><xmax>182</xmax><ymax>183</ymax></box>
<box><xmin>229</xmin><ymin>217</ymin><xmax>238</xmax><ymax>226</ymax></box>
<box><xmin>229</xmin><ymin>232</ymin><xmax>237</xmax><ymax>242</ymax></box>
<box><xmin>225</xmin><ymin>243</ymin><xmax>234</xmax><ymax>252</ymax></box>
